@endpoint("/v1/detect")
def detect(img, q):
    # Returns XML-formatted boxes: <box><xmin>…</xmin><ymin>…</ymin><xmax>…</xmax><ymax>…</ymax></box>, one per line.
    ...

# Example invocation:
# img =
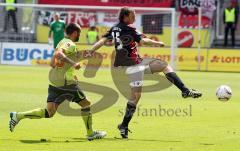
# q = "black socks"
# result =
<box><xmin>121</xmin><ymin>103</ymin><xmax>136</xmax><ymax>128</ymax></box>
<box><xmin>165</xmin><ymin>72</ymin><xmax>189</xmax><ymax>92</ymax></box>
<box><xmin>45</xmin><ymin>109</ymin><xmax>50</xmax><ymax>118</ymax></box>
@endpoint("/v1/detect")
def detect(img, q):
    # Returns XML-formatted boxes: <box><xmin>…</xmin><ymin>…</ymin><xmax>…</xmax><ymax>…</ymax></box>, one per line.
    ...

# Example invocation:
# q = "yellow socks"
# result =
<box><xmin>81</xmin><ymin>108</ymin><xmax>93</xmax><ymax>136</ymax></box>
<box><xmin>17</xmin><ymin>108</ymin><xmax>49</xmax><ymax>120</ymax></box>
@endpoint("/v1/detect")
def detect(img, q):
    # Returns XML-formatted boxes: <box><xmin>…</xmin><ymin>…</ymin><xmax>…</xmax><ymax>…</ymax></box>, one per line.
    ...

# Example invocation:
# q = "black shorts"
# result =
<box><xmin>47</xmin><ymin>84</ymin><xmax>86</xmax><ymax>104</ymax></box>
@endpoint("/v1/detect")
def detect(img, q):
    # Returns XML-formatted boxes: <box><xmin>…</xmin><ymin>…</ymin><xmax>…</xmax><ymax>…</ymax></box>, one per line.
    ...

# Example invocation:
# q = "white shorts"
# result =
<box><xmin>125</xmin><ymin>58</ymin><xmax>157</xmax><ymax>87</ymax></box>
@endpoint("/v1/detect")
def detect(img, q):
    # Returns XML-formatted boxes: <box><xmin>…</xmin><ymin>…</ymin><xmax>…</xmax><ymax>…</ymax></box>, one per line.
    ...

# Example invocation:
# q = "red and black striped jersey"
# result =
<box><xmin>103</xmin><ymin>22</ymin><xmax>143</xmax><ymax>67</ymax></box>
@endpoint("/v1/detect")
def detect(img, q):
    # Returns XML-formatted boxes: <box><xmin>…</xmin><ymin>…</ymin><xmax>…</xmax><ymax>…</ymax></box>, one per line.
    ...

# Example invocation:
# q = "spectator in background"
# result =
<box><xmin>48</xmin><ymin>13</ymin><xmax>66</xmax><ymax>48</ymax></box>
<box><xmin>86</xmin><ymin>26</ymin><xmax>99</xmax><ymax>45</ymax></box>
<box><xmin>3</xmin><ymin>0</ymin><xmax>18</xmax><ymax>33</ymax></box>
<box><xmin>224</xmin><ymin>2</ymin><xmax>238</xmax><ymax>47</ymax></box>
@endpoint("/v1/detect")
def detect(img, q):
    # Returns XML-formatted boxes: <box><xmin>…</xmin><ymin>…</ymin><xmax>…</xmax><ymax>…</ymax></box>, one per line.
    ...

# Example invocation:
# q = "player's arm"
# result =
<box><xmin>51</xmin><ymin>49</ymin><xmax>80</xmax><ymax>69</ymax></box>
<box><xmin>48</xmin><ymin>24</ymin><xmax>53</xmax><ymax>38</ymax></box>
<box><xmin>90</xmin><ymin>37</ymin><xmax>107</xmax><ymax>52</ymax></box>
<box><xmin>85</xmin><ymin>27</ymin><xmax>113</xmax><ymax>57</ymax></box>
<box><xmin>48</xmin><ymin>30</ymin><xmax>52</xmax><ymax>43</ymax></box>
<box><xmin>132</xmin><ymin>28</ymin><xmax>165</xmax><ymax>47</ymax></box>
<box><xmin>48</xmin><ymin>23</ymin><xmax>53</xmax><ymax>45</ymax></box>
<box><xmin>86</xmin><ymin>37</ymin><xmax>108</xmax><ymax>57</ymax></box>
<box><xmin>140</xmin><ymin>38</ymin><xmax>165</xmax><ymax>47</ymax></box>
<box><xmin>223</xmin><ymin>10</ymin><xmax>226</xmax><ymax>24</ymax></box>
<box><xmin>48</xmin><ymin>29</ymin><xmax>52</xmax><ymax>38</ymax></box>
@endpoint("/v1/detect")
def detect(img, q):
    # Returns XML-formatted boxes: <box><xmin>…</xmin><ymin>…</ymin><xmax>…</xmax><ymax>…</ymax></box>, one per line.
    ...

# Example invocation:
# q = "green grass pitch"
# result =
<box><xmin>0</xmin><ymin>65</ymin><xmax>240</xmax><ymax>151</ymax></box>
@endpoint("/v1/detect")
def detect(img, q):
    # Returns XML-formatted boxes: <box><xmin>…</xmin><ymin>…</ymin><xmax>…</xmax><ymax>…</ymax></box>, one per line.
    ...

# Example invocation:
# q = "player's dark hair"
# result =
<box><xmin>119</xmin><ymin>7</ymin><xmax>133</xmax><ymax>22</ymax></box>
<box><xmin>66</xmin><ymin>23</ymin><xmax>81</xmax><ymax>35</ymax></box>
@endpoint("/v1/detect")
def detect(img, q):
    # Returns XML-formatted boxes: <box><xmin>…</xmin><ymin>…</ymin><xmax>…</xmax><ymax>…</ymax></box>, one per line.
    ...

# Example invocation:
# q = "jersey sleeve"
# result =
<box><xmin>102</xmin><ymin>28</ymin><xmax>113</xmax><ymax>40</ymax></box>
<box><xmin>132</xmin><ymin>29</ymin><xmax>142</xmax><ymax>43</ymax></box>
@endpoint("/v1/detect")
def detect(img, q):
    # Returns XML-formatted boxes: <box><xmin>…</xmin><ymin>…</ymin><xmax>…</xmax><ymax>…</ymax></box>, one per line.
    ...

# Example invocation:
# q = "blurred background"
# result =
<box><xmin>0</xmin><ymin>0</ymin><xmax>239</xmax><ymax>72</ymax></box>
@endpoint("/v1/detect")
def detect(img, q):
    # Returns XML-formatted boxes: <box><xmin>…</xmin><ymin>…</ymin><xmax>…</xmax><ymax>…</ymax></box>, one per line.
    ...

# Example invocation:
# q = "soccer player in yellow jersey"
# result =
<box><xmin>9</xmin><ymin>23</ymin><xmax>106</xmax><ymax>140</ymax></box>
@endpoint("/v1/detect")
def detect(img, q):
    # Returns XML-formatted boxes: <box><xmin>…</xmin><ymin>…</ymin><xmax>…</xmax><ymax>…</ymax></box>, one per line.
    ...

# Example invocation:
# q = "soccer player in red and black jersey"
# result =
<box><xmin>86</xmin><ymin>7</ymin><xmax>202</xmax><ymax>139</ymax></box>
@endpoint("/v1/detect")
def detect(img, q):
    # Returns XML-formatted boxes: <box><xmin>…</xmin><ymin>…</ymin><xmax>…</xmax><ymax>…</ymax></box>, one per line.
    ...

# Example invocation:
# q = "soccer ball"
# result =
<box><xmin>216</xmin><ymin>85</ymin><xmax>232</xmax><ymax>101</ymax></box>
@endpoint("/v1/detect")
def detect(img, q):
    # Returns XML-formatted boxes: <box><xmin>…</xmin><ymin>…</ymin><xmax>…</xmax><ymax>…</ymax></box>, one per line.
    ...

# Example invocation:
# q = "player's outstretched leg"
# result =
<box><xmin>149</xmin><ymin>59</ymin><xmax>202</xmax><ymax>98</ymax></box>
<box><xmin>9</xmin><ymin>102</ymin><xmax>58</xmax><ymax>132</ymax></box>
<box><xmin>9</xmin><ymin>108</ymin><xmax>50</xmax><ymax>132</ymax></box>
<box><xmin>165</xmin><ymin>71</ymin><xmax>202</xmax><ymax>98</ymax></box>
<box><xmin>79</xmin><ymin>99</ymin><xmax>107</xmax><ymax>141</ymax></box>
